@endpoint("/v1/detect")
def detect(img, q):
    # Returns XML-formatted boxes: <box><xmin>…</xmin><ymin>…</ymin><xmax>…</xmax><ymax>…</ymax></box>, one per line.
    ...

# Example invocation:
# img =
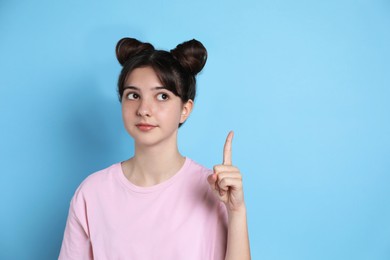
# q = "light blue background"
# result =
<box><xmin>1</xmin><ymin>0</ymin><xmax>389</xmax><ymax>259</ymax></box>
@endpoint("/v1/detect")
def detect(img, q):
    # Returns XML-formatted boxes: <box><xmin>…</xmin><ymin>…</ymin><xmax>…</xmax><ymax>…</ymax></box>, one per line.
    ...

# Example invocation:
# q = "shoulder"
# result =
<box><xmin>182</xmin><ymin>158</ymin><xmax>218</xmax><ymax>197</ymax></box>
<box><xmin>72</xmin><ymin>162</ymin><xmax>121</xmax><ymax>199</ymax></box>
<box><xmin>185</xmin><ymin>158</ymin><xmax>228</xmax><ymax>217</ymax></box>
<box><xmin>185</xmin><ymin>157</ymin><xmax>213</xmax><ymax>180</ymax></box>
<box><xmin>186</xmin><ymin>157</ymin><xmax>212</xmax><ymax>173</ymax></box>
<box><xmin>66</xmin><ymin>163</ymin><xmax>121</xmax><ymax>223</ymax></box>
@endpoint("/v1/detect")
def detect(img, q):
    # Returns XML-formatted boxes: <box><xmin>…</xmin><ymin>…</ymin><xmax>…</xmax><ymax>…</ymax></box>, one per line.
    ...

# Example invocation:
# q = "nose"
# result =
<box><xmin>136</xmin><ymin>99</ymin><xmax>152</xmax><ymax>117</ymax></box>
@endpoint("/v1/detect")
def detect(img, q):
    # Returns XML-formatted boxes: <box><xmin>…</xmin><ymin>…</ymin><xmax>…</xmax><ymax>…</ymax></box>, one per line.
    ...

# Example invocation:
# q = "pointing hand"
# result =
<box><xmin>207</xmin><ymin>131</ymin><xmax>246</xmax><ymax>213</ymax></box>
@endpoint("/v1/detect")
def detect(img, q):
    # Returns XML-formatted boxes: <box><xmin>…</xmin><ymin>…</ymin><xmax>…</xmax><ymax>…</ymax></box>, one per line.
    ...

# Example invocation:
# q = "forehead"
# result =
<box><xmin>125</xmin><ymin>67</ymin><xmax>163</xmax><ymax>88</ymax></box>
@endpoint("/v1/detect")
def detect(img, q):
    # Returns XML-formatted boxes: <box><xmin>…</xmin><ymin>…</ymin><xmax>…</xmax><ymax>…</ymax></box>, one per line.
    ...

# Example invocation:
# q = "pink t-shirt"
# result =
<box><xmin>59</xmin><ymin>158</ymin><xmax>228</xmax><ymax>260</ymax></box>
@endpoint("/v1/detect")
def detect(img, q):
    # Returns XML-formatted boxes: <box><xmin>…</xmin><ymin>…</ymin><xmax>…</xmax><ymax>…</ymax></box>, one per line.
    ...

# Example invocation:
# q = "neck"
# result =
<box><xmin>124</xmin><ymin>135</ymin><xmax>185</xmax><ymax>186</ymax></box>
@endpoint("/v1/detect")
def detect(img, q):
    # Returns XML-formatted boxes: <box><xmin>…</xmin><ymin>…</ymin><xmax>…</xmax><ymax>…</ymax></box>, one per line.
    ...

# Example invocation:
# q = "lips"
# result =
<box><xmin>136</xmin><ymin>123</ymin><xmax>157</xmax><ymax>131</ymax></box>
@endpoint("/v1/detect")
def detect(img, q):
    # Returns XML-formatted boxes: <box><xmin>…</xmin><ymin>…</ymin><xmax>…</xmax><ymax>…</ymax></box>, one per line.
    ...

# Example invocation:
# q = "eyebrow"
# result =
<box><xmin>123</xmin><ymin>86</ymin><xmax>168</xmax><ymax>91</ymax></box>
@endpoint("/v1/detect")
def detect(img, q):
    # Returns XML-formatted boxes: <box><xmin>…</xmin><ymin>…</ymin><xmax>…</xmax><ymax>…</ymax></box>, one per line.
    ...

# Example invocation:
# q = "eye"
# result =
<box><xmin>157</xmin><ymin>93</ymin><xmax>169</xmax><ymax>101</ymax></box>
<box><xmin>126</xmin><ymin>92</ymin><xmax>139</xmax><ymax>100</ymax></box>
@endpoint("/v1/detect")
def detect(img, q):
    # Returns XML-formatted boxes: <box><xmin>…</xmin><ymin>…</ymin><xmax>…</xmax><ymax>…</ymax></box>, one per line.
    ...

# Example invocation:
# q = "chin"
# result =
<box><xmin>130</xmin><ymin>131</ymin><xmax>178</xmax><ymax>148</ymax></box>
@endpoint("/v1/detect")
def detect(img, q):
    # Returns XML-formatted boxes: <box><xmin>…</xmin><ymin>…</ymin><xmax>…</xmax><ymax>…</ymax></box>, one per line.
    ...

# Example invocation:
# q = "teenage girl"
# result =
<box><xmin>59</xmin><ymin>38</ymin><xmax>250</xmax><ymax>260</ymax></box>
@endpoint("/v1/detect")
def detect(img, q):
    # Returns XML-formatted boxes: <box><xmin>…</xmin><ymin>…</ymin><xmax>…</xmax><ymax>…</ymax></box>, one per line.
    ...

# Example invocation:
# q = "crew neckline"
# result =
<box><xmin>116</xmin><ymin>157</ymin><xmax>191</xmax><ymax>194</ymax></box>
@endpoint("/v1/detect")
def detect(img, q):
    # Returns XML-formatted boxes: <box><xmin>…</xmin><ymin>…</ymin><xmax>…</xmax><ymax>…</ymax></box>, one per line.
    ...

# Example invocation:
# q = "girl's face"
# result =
<box><xmin>122</xmin><ymin>66</ymin><xmax>193</xmax><ymax>147</ymax></box>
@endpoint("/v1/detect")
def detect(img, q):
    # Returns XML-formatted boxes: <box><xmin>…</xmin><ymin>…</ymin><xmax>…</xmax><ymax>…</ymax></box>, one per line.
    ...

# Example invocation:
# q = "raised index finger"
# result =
<box><xmin>223</xmin><ymin>131</ymin><xmax>234</xmax><ymax>165</ymax></box>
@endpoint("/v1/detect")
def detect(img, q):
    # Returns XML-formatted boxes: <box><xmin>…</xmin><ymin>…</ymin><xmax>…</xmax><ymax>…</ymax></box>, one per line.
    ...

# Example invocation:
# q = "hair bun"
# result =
<box><xmin>170</xmin><ymin>39</ymin><xmax>207</xmax><ymax>76</ymax></box>
<box><xmin>115</xmin><ymin>38</ymin><xmax>154</xmax><ymax>66</ymax></box>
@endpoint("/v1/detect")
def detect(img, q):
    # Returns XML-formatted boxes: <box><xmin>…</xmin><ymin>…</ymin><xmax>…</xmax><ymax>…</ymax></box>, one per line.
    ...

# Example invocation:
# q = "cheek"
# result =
<box><xmin>158</xmin><ymin>104</ymin><xmax>182</xmax><ymax>120</ymax></box>
<box><xmin>151</xmin><ymin>109</ymin><xmax>178</xmax><ymax>127</ymax></box>
<box><xmin>121</xmin><ymin>104</ymin><xmax>136</xmax><ymax>120</ymax></box>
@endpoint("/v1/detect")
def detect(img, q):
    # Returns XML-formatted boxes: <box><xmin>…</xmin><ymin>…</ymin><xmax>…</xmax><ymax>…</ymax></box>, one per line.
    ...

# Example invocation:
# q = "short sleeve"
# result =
<box><xmin>58</xmin><ymin>189</ymin><xmax>93</xmax><ymax>260</ymax></box>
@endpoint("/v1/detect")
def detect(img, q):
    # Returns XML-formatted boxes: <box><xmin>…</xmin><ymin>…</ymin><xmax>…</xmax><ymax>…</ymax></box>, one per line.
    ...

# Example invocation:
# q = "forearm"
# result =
<box><xmin>225</xmin><ymin>206</ymin><xmax>251</xmax><ymax>260</ymax></box>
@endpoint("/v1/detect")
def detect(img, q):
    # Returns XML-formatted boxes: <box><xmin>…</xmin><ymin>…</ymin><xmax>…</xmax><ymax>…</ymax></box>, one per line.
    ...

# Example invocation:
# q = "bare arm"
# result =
<box><xmin>207</xmin><ymin>131</ymin><xmax>251</xmax><ymax>260</ymax></box>
<box><xmin>225</xmin><ymin>207</ymin><xmax>251</xmax><ymax>260</ymax></box>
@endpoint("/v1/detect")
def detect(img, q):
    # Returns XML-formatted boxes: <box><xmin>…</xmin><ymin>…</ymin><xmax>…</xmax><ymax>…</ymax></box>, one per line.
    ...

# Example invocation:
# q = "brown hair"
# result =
<box><xmin>115</xmin><ymin>37</ymin><xmax>207</xmax><ymax>106</ymax></box>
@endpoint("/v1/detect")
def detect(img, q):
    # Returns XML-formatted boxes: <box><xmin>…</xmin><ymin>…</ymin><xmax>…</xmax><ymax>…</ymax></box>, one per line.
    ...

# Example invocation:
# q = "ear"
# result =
<box><xmin>180</xmin><ymin>99</ymin><xmax>194</xmax><ymax>123</ymax></box>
